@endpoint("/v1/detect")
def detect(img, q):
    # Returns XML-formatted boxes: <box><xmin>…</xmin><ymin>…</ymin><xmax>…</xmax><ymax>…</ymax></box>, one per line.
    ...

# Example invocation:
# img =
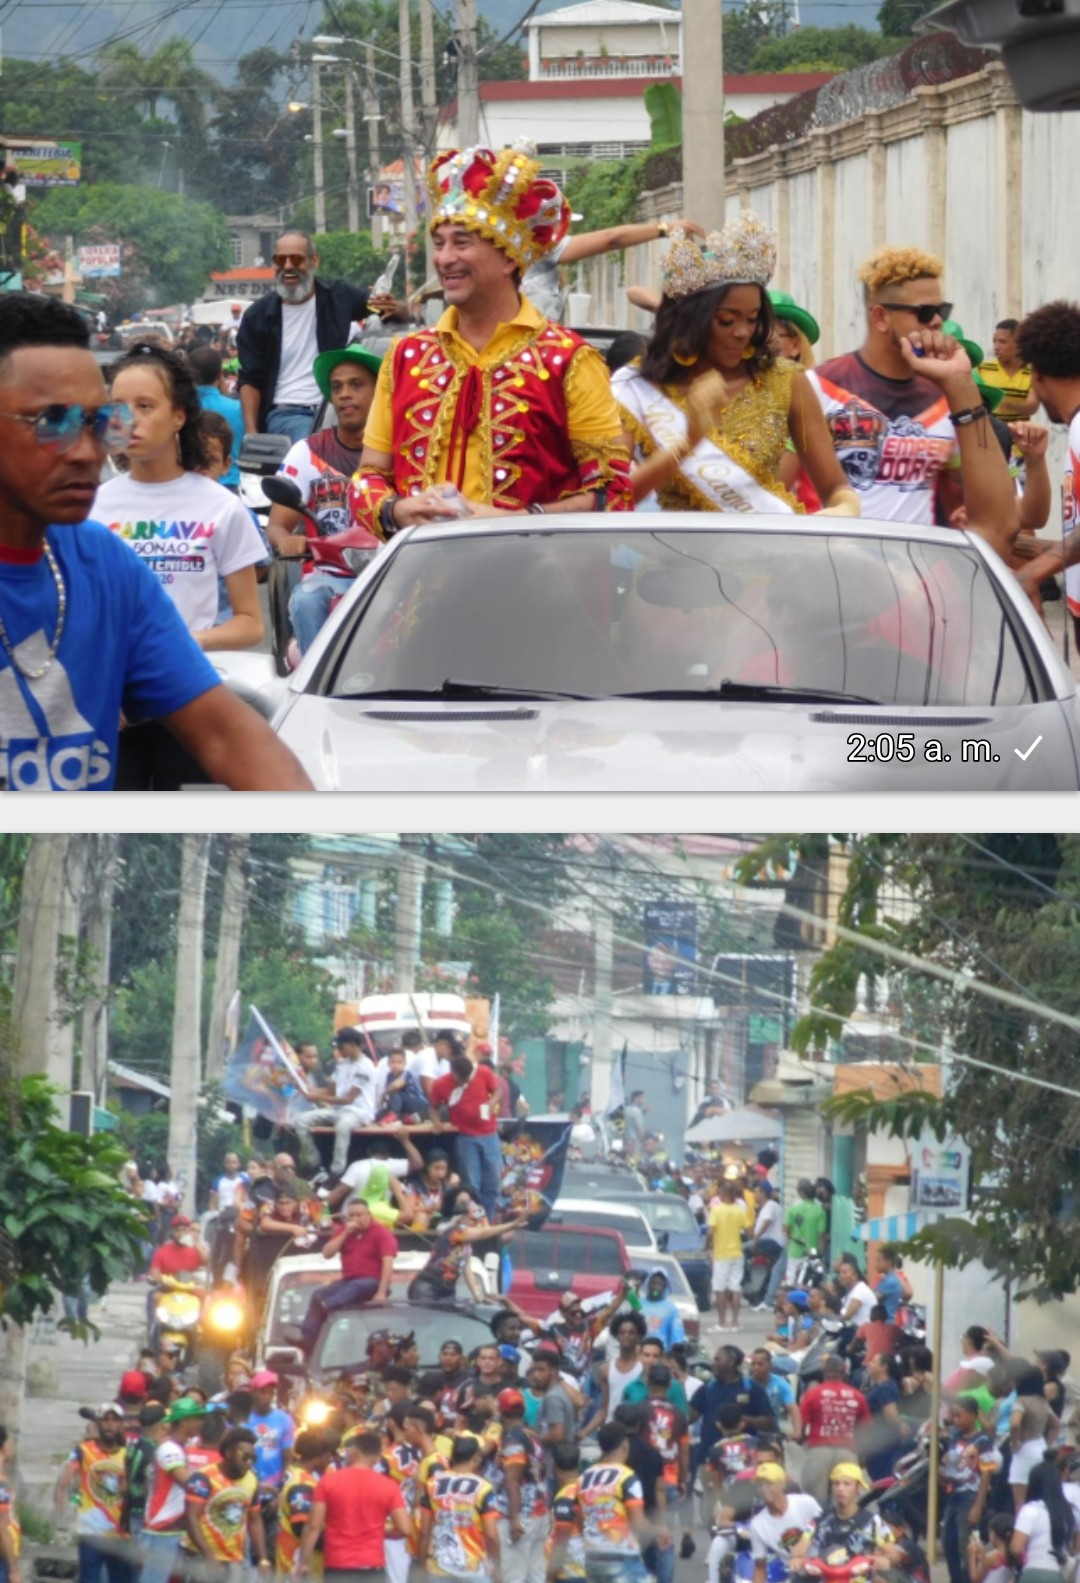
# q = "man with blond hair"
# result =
<box><xmin>809</xmin><ymin>246</ymin><xmax>1008</xmax><ymax>535</ymax></box>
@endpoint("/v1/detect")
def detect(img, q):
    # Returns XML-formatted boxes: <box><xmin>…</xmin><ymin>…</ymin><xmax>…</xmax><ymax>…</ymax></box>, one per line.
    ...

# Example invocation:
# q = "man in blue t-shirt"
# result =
<box><xmin>692</xmin><ymin>1344</ymin><xmax>777</xmax><ymax>1461</ymax></box>
<box><xmin>0</xmin><ymin>294</ymin><xmax>312</xmax><ymax>791</ymax></box>
<box><xmin>248</xmin><ymin>1370</ymin><xmax>295</xmax><ymax>1492</ymax></box>
<box><xmin>189</xmin><ymin>345</ymin><xmax>245</xmax><ymax>489</ymax></box>
<box><xmin>873</xmin><ymin>1247</ymin><xmax>907</xmax><ymax>1321</ymax></box>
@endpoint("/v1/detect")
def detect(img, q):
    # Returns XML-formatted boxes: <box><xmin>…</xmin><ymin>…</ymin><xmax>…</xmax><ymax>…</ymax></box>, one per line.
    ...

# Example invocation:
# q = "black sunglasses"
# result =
<box><xmin>878</xmin><ymin>301</ymin><xmax>953</xmax><ymax>326</ymax></box>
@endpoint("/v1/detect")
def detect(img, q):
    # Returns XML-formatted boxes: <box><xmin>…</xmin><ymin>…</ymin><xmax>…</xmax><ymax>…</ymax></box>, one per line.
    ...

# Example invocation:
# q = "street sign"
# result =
<box><xmin>78</xmin><ymin>243</ymin><xmax>121</xmax><ymax>278</ymax></box>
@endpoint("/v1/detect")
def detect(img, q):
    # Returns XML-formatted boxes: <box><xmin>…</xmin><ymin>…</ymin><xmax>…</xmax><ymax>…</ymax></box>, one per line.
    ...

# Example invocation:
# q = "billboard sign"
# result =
<box><xmin>643</xmin><ymin>901</ymin><xmax>697</xmax><ymax>995</ymax></box>
<box><xmin>78</xmin><ymin>244</ymin><xmax>121</xmax><ymax>279</ymax></box>
<box><xmin>3</xmin><ymin>140</ymin><xmax>81</xmax><ymax>187</ymax></box>
<box><xmin>367</xmin><ymin>179</ymin><xmax>425</xmax><ymax>217</ymax></box>
<box><xmin>910</xmin><ymin>1131</ymin><xmax>971</xmax><ymax>1210</ymax></box>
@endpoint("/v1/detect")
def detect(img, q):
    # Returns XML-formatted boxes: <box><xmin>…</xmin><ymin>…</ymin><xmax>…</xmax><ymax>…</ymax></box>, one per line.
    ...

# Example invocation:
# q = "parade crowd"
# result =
<box><xmin>1</xmin><ymin>130</ymin><xmax>1080</xmax><ymax>788</ymax></box>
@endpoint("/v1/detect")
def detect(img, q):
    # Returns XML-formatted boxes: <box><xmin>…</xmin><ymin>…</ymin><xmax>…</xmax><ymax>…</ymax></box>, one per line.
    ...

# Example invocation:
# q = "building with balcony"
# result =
<box><xmin>525</xmin><ymin>0</ymin><xmax>682</xmax><ymax>80</ymax></box>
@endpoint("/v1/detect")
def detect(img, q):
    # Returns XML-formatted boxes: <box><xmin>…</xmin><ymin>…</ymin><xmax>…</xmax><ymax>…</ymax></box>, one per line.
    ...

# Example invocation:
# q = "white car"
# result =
<box><xmin>267</xmin><ymin>513</ymin><xmax>1080</xmax><ymax>790</ymax></box>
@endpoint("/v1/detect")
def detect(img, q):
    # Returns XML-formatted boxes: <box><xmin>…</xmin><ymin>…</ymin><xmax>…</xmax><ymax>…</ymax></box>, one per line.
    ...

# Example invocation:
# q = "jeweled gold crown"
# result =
<box><xmin>427</xmin><ymin>138</ymin><xmax>571</xmax><ymax>272</ymax></box>
<box><xmin>660</xmin><ymin>211</ymin><xmax>778</xmax><ymax>300</ymax></box>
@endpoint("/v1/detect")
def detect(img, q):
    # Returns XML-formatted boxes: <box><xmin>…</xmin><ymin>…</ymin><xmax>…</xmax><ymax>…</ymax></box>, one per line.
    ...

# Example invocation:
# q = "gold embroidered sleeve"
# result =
<box><xmin>360</xmin><ymin>340</ymin><xmax>399</xmax><ymax>455</ymax></box>
<box><xmin>564</xmin><ymin>342</ymin><xmax>624</xmax><ymax>441</ymax></box>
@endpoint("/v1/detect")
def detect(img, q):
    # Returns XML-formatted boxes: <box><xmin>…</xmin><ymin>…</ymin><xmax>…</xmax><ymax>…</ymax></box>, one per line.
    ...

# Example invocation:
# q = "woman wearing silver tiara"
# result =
<box><xmin>613</xmin><ymin>213</ymin><xmax>859</xmax><ymax>516</ymax></box>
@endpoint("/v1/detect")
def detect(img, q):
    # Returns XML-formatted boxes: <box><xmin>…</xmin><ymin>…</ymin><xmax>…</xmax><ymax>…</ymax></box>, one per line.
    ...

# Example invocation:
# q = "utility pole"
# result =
<box><xmin>682</xmin><ymin>0</ymin><xmax>726</xmax><ymax>228</ymax></box>
<box><xmin>207</xmin><ymin>835</ymin><xmax>249</xmax><ymax>1083</ymax></box>
<box><xmin>456</xmin><ymin>0</ymin><xmax>480</xmax><ymax>147</ymax></box>
<box><xmin>365</xmin><ymin>44</ymin><xmax>383</xmax><ymax>248</ymax></box>
<box><xmin>419</xmin><ymin>0</ymin><xmax>438</xmax><ymax>278</ymax></box>
<box><xmin>398</xmin><ymin>0</ymin><xmax>420</xmax><ymax>252</ymax></box>
<box><xmin>311</xmin><ymin>56</ymin><xmax>327</xmax><ymax>234</ymax></box>
<box><xmin>591</xmin><ymin>899</ymin><xmax>614</xmax><ymax>1114</ymax></box>
<box><xmin>168</xmin><ymin>835</ymin><xmax>210</xmax><ymax>1219</ymax></box>
<box><xmin>343</xmin><ymin>70</ymin><xmax>360</xmax><ymax>233</ymax></box>
<box><xmin>394</xmin><ymin>837</ymin><xmax>425</xmax><ymax>994</ymax></box>
<box><xmin>80</xmin><ymin>835</ymin><xmax>119</xmax><ymax>1102</ymax></box>
<box><xmin>46</xmin><ymin>837</ymin><xmax>86</xmax><ymax>1096</ymax></box>
<box><xmin>13</xmin><ymin>835</ymin><xmax>72</xmax><ymax>1087</ymax></box>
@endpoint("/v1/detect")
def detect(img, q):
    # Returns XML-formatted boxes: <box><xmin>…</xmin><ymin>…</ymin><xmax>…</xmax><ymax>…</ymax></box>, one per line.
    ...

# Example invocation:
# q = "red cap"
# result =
<box><xmin>119</xmin><ymin>1370</ymin><xmax>149</xmax><ymax>1402</ymax></box>
<box><xmin>497</xmin><ymin>1389</ymin><xmax>525</xmax><ymax>1414</ymax></box>
<box><xmin>170</xmin><ymin>1214</ymin><xmax>192</xmax><ymax>1227</ymax></box>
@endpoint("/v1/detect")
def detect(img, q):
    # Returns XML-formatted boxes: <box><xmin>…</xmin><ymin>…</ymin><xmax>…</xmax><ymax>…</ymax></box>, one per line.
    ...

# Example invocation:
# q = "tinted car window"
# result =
<box><xmin>631</xmin><ymin>1198</ymin><xmax>702</xmax><ymax>1236</ymax></box>
<box><xmin>551</xmin><ymin>1208</ymin><xmax>652</xmax><ymax>1241</ymax></box>
<box><xmin>324</xmin><ymin>529</ymin><xmax>1038</xmax><ymax>708</ymax></box>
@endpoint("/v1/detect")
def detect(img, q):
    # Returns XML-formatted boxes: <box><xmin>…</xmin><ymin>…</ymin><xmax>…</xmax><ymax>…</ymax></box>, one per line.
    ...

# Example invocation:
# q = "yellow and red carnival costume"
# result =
<box><xmin>348</xmin><ymin>139</ymin><xmax>632</xmax><ymax>536</ymax></box>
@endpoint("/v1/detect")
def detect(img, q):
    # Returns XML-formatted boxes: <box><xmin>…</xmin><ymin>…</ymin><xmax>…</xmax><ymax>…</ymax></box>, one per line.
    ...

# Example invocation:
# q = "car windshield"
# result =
<box><xmin>633</xmin><ymin>1198</ymin><xmax>702</xmax><ymax>1236</ymax></box>
<box><xmin>323</xmin><ymin>528</ymin><xmax>1037</xmax><ymax>708</ymax></box>
<box><xmin>312</xmin><ymin>1308</ymin><xmax>495</xmax><ymax>1373</ymax></box>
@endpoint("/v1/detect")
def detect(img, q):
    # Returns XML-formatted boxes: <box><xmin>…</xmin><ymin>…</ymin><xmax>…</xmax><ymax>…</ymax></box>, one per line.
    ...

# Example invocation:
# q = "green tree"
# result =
<box><xmin>876</xmin><ymin>0</ymin><xmax>940</xmax><ymax>37</ymax></box>
<box><xmin>739</xmin><ymin>833</ymin><xmax>1080</xmax><ymax>1299</ymax></box>
<box><xmin>749</xmin><ymin>25</ymin><xmax>900</xmax><ymax>71</ymax></box>
<box><xmin>0</xmin><ymin>58</ymin><xmax>160</xmax><ymax>186</ymax></box>
<box><xmin>207</xmin><ymin>47</ymin><xmax>312</xmax><ymax>219</ymax></box>
<box><xmin>0</xmin><ymin>1072</ymin><xmax>147</xmax><ymax>1326</ymax></box>
<box><xmin>312</xmin><ymin>231</ymin><xmax>392</xmax><ymax>287</ymax></box>
<box><xmin>723</xmin><ymin>7</ymin><xmax>777</xmax><ymax>72</ymax></box>
<box><xmin>31</xmin><ymin>182</ymin><xmax>228</xmax><ymax>312</ymax></box>
<box><xmin>95</xmin><ymin>38</ymin><xmax>217</xmax><ymax>196</ymax></box>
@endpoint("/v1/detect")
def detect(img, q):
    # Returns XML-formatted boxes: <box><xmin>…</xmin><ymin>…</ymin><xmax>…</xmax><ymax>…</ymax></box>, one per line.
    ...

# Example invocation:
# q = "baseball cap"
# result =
<box><xmin>498</xmin><ymin>1344</ymin><xmax>521</xmax><ymax>1364</ymax></box>
<box><xmin>170</xmin><ymin>1214</ymin><xmax>192</xmax><ymax>1228</ymax></box>
<box><xmin>250</xmin><ymin>1369</ymin><xmax>279</xmax><ymax>1389</ymax></box>
<box><xmin>497</xmin><ymin>1389</ymin><xmax>526</xmax><ymax>1414</ymax></box>
<box><xmin>829</xmin><ymin>1461</ymin><xmax>870</xmax><ymax>1488</ymax></box>
<box><xmin>119</xmin><ymin>1371</ymin><xmax>149</xmax><ymax>1401</ymax></box>
<box><xmin>313</xmin><ymin>345</ymin><xmax>382</xmax><ymax>402</ymax></box>
<box><xmin>755</xmin><ymin>1462</ymin><xmax>787</xmax><ymax>1482</ymax></box>
<box><xmin>97</xmin><ymin>1402</ymin><xmax>125</xmax><ymax>1418</ymax></box>
<box><xmin>163</xmin><ymin>1398</ymin><xmax>208</xmax><ymax>1424</ymax></box>
<box><xmin>786</xmin><ymin>1289</ymin><xmax>810</xmax><ymax>1310</ymax></box>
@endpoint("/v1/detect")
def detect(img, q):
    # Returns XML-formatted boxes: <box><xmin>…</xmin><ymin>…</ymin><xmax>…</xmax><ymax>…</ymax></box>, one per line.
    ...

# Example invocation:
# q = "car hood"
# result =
<box><xmin>272</xmin><ymin>695</ymin><xmax>1080</xmax><ymax>791</ymax></box>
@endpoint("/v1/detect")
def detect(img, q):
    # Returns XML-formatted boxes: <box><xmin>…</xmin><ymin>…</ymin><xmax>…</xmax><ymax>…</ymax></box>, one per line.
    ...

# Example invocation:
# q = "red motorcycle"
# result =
<box><xmin>797</xmin><ymin>1556</ymin><xmax>875</xmax><ymax>1583</ymax></box>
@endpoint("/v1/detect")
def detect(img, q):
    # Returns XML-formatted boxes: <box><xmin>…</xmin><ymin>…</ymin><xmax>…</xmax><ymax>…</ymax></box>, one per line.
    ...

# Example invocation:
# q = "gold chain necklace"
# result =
<box><xmin>0</xmin><ymin>542</ymin><xmax>68</xmax><ymax>680</ymax></box>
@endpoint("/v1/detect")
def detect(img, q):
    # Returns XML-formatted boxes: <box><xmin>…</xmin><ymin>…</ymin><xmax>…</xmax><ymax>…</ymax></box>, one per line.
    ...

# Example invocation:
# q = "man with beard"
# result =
<box><xmin>53</xmin><ymin>1406</ymin><xmax>128</xmax><ymax>1583</ymax></box>
<box><xmin>237</xmin><ymin>230</ymin><xmax>395</xmax><ymax>442</ymax></box>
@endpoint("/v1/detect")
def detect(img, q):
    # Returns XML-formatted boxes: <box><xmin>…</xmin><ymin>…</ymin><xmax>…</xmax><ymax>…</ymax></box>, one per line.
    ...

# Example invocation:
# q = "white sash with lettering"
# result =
<box><xmin>613</xmin><ymin>367</ymin><xmax>793</xmax><ymax>515</ymax></box>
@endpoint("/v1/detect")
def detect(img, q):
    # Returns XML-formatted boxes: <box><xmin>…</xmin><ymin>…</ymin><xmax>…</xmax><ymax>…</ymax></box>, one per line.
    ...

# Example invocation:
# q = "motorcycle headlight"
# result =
<box><xmin>302</xmin><ymin>1398</ymin><xmax>332</xmax><ymax>1428</ymax></box>
<box><xmin>205</xmin><ymin>1299</ymin><xmax>245</xmax><ymax>1334</ymax></box>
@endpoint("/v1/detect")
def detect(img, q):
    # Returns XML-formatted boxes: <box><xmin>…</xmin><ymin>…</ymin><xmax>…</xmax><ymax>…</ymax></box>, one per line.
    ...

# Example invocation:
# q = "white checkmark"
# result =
<box><xmin>1015</xmin><ymin>736</ymin><xmax>1043</xmax><ymax>761</ymax></box>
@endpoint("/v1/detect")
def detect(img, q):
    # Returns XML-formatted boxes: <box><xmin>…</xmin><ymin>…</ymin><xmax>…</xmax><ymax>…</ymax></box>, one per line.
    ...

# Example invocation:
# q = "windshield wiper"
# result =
<box><xmin>614</xmin><ymin>681</ymin><xmax>879</xmax><ymax>705</ymax></box>
<box><xmin>337</xmin><ymin>679</ymin><xmax>597</xmax><ymax>702</ymax></box>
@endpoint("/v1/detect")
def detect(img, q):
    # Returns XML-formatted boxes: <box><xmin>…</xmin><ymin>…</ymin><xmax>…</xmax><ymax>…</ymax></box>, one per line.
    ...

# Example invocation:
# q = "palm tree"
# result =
<box><xmin>96</xmin><ymin>38</ymin><xmax>216</xmax><ymax>193</ymax></box>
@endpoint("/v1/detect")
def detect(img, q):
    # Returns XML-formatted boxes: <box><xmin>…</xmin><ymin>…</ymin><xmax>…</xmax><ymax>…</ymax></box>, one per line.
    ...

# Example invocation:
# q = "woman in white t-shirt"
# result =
<box><xmin>95</xmin><ymin>342</ymin><xmax>267</xmax><ymax>787</ymax></box>
<box><xmin>1011</xmin><ymin>1457</ymin><xmax>1075</xmax><ymax>1582</ymax></box>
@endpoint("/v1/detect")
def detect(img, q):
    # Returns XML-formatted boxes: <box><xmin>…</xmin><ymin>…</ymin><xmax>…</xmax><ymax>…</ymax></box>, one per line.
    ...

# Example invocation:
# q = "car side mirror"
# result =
<box><xmin>657</xmin><ymin>1230</ymin><xmax>670</xmax><ymax>1252</ymax></box>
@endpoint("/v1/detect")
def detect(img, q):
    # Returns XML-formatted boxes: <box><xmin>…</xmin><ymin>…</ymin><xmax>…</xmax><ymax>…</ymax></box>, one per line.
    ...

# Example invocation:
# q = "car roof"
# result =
<box><xmin>553</xmin><ymin>1197</ymin><xmax>651</xmax><ymax>1220</ymax></box>
<box><xmin>399</xmin><ymin>511</ymin><xmax>989</xmax><ymax>552</ymax></box>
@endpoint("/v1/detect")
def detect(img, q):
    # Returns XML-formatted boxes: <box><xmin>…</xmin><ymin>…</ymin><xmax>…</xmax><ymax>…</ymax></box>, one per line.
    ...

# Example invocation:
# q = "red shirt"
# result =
<box><xmin>799</xmin><ymin>1380</ymin><xmax>872</xmax><ymax>1447</ymax></box>
<box><xmin>313</xmin><ymin>1464</ymin><xmax>404</xmax><ymax>1568</ymax></box>
<box><xmin>149</xmin><ymin>1243</ymin><xmax>205</xmax><ymax>1279</ymax></box>
<box><xmin>430</xmin><ymin>1064</ymin><xmax>499</xmax><ymax>1136</ymax></box>
<box><xmin>340</xmin><ymin>1221</ymin><xmax>398</xmax><ymax>1281</ymax></box>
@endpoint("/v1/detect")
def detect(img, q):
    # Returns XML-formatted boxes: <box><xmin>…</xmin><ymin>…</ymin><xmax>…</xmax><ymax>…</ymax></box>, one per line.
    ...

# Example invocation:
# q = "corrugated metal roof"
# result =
<box><xmin>529</xmin><ymin>0</ymin><xmax>682</xmax><ymax>27</ymax></box>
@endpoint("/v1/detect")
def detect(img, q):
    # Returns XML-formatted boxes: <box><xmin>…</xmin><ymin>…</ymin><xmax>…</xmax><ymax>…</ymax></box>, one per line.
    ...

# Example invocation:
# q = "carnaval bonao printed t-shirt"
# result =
<box><xmin>0</xmin><ymin>524</ymin><xmax>220</xmax><ymax>792</ymax></box>
<box><xmin>95</xmin><ymin>471</ymin><xmax>267</xmax><ymax>635</ymax></box>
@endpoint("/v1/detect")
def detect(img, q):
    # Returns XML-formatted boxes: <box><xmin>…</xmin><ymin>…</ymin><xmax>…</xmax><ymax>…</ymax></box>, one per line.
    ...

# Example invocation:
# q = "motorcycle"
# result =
<box><xmin>796</xmin><ymin>1317</ymin><xmax>850</xmax><ymax>1388</ymax></box>
<box><xmin>742</xmin><ymin>1232</ymin><xmax>781</xmax><ymax>1309</ymax></box>
<box><xmin>150</xmin><ymin>1272</ymin><xmax>251</xmax><ymax>1391</ymax></box>
<box><xmin>792</xmin><ymin>1248</ymin><xmax>829</xmax><ymax>1290</ymax></box>
<box><xmin>858</xmin><ymin>1428</ymin><xmax>938</xmax><ymax>1539</ymax></box>
<box><xmin>150</xmin><ymin>1272</ymin><xmax>206</xmax><ymax>1364</ymax></box>
<box><xmin>260</xmin><ymin>474</ymin><xmax>381</xmax><ymax>674</ymax></box>
<box><xmin>797</xmin><ymin>1557</ymin><xmax>874</xmax><ymax>1583</ymax></box>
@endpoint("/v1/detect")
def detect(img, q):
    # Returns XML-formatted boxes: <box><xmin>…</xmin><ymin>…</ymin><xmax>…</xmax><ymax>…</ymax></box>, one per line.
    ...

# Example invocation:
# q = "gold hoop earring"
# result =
<box><xmin>741</xmin><ymin>346</ymin><xmax>755</xmax><ymax>361</ymax></box>
<box><xmin>672</xmin><ymin>346</ymin><xmax>697</xmax><ymax>367</ymax></box>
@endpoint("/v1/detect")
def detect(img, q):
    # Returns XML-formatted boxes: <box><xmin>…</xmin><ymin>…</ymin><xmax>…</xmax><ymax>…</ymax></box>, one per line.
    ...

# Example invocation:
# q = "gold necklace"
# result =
<box><xmin>0</xmin><ymin>541</ymin><xmax>68</xmax><ymax>680</ymax></box>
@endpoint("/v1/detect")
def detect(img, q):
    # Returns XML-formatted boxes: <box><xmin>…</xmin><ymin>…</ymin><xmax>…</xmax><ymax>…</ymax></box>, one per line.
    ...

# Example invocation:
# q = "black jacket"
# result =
<box><xmin>236</xmin><ymin>276</ymin><xmax>370</xmax><ymax>429</ymax></box>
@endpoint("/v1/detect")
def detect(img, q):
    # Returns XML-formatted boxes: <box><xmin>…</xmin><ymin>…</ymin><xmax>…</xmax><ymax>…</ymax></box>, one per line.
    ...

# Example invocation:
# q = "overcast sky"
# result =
<box><xmin>2</xmin><ymin>0</ymin><xmax>883</xmax><ymax>75</ymax></box>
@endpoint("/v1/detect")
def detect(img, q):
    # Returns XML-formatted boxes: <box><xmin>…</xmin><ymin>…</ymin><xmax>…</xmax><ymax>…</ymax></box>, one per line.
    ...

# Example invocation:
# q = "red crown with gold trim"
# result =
<box><xmin>427</xmin><ymin>138</ymin><xmax>571</xmax><ymax>271</ymax></box>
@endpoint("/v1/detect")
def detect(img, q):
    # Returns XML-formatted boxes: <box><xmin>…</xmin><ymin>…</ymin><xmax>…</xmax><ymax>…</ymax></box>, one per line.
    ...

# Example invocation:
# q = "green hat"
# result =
<box><xmin>942</xmin><ymin>320</ymin><xmax>1004</xmax><ymax>412</ymax></box>
<box><xmin>768</xmin><ymin>290</ymin><xmax>820</xmax><ymax>347</ymax></box>
<box><xmin>313</xmin><ymin>343</ymin><xmax>383</xmax><ymax>403</ymax></box>
<box><xmin>163</xmin><ymin>1397</ymin><xmax>208</xmax><ymax>1424</ymax></box>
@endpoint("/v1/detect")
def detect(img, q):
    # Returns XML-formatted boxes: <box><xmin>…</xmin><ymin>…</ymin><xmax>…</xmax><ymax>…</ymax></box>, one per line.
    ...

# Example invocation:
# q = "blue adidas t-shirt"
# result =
<box><xmin>0</xmin><ymin>520</ymin><xmax>221</xmax><ymax>791</ymax></box>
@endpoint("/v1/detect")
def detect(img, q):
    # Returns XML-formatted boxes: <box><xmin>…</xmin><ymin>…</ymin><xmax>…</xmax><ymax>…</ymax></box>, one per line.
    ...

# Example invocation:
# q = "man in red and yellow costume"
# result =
<box><xmin>349</xmin><ymin>138</ymin><xmax>633</xmax><ymax>537</ymax></box>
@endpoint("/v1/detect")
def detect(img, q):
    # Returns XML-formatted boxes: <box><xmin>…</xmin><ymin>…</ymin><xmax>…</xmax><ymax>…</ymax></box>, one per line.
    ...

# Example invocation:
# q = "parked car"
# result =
<box><xmin>267</xmin><ymin>513</ymin><xmax>1080</xmax><ymax>791</ymax></box>
<box><xmin>504</xmin><ymin>1224</ymin><xmax>631</xmax><ymax>1320</ymax></box>
<box><xmin>549</xmin><ymin>1198</ymin><xmax>705</xmax><ymax>1333</ymax></box>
